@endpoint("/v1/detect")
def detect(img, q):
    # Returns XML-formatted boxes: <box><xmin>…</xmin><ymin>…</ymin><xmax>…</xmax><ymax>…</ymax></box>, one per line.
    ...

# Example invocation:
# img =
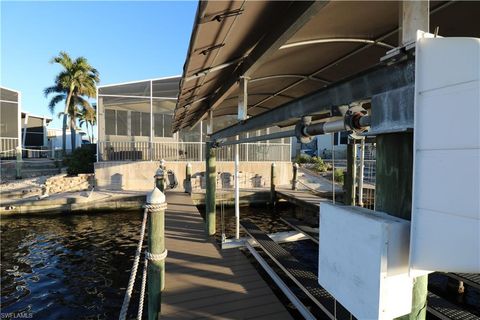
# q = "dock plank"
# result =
<box><xmin>162</xmin><ymin>191</ymin><xmax>293</xmax><ymax>319</ymax></box>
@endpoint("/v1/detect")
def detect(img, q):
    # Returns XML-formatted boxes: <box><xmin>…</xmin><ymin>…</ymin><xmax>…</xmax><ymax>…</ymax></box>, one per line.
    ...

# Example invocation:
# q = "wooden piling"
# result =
<box><xmin>270</xmin><ymin>162</ymin><xmax>276</xmax><ymax>206</ymax></box>
<box><xmin>376</xmin><ymin>132</ymin><xmax>428</xmax><ymax>320</ymax></box>
<box><xmin>292</xmin><ymin>163</ymin><xmax>299</xmax><ymax>190</ymax></box>
<box><xmin>345</xmin><ymin>140</ymin><xmax>356</xmax><ymax>206</ymax></box>
<box><xmin>146</xmin><ymin>188</ymin><xmax>167</xmax><ymax>320</ymax></box>
<box><xmin>185</xmin><ymin>162</ymin><xmax>192</xmax><ymax>193</ymax></box>
<box><xmin>205</xmin><ymin>142</ymin><xmax>216</xmax><ymax>236</ymax></box>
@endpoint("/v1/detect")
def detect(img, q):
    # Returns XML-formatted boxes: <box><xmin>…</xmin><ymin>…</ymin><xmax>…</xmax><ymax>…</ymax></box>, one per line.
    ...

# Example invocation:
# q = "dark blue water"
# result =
<box><xmin>1</xmin><ymin>211</ymin><xmax>144</xmax><ymax>320</ymax></box>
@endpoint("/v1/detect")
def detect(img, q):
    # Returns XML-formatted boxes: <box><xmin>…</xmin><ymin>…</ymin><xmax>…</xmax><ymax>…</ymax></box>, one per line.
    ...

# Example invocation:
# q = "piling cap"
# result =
<box><xmin>147</xmin><ymin>187</ymin><xmax>166</xmax><ymax>204</ymax></box>
<box><xmin>154</xmin><ymin>167</ymin><xmax>164</xmax><ymax>178</ymax></box>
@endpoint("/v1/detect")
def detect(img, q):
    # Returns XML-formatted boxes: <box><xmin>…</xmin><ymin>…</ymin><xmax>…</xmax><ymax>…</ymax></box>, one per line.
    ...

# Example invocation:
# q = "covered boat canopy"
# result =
<box><xmin>173</xmin><ymin>0</ymin><xmax>479</xmax><ymax>133</ymax></box>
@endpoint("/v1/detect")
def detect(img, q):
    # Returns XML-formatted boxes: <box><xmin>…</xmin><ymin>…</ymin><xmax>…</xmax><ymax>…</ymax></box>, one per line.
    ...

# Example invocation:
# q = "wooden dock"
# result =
<box><xmin>162</xmin><ymin>191</ymin><xmax>293</xmax><ymax>319</ymax></box>
<box><xmin>276</xmin><ymin>188</ymin><xmax>329</xmax><ymax>211</ymax></box>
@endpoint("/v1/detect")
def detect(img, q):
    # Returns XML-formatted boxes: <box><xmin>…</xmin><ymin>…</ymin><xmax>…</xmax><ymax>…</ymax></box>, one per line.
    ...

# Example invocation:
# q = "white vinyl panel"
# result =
<box><xmin>410</xmin><ymin>208</ymin><xmax>480</xmax><ymax>273</ymax></box>
<box><xmin>415</xmin><ymin>149</ymin><xmax>479</xmax><ymax>220</ymax></box>
<box><xmin>319</xmin><ymin>204</ymin><xmax>412</xmax><ymax>320</ymax></box>
<box><xmin>411</xmin><ymin>36</ymin><xmax>480</xmax><ymax>273</ymax></box>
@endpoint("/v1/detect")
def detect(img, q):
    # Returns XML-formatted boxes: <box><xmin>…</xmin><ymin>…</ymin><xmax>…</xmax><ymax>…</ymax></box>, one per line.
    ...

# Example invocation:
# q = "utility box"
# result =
<box><xmin>410</xmin><ymin>36</ymin><xmax>480</xmax><ymax>273</ymax></box>
<box><xmin>318</xmin><ymin>203</ymin><xmax>412</xmax><ymax>320</ymax></box>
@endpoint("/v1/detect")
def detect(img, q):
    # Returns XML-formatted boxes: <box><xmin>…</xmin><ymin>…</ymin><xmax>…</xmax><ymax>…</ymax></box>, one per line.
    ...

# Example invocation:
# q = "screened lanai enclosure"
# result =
<box><xmin>97</xmin><ymin>76</ymin><xmax>291</xmax><ymax>162</ymax></box>
<box><xmin>0</xmin><ymin>87</ymin><xmax>21</xmax><ymax>159</ymax></box>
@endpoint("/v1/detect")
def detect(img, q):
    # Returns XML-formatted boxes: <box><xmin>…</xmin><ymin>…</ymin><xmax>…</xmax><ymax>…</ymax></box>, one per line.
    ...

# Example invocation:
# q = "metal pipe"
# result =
<box><xmin>217</xmin><ymin>130</ymin><xmax>295</xmax><ymax>147</ymax></box>
<box><xmin>280</xmin><ymin>38</ymin><xmax>395</xmax><ymax>50</ymax></box>
<box><xmin>234</xmin><ymin>136</ymin><xmax>240</xmax><ymax>239</ymax></box>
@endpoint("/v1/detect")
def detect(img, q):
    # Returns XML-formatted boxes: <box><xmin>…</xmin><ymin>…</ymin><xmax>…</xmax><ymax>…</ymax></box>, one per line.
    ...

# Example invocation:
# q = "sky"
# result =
<box><xmin>1</xmin><ymin>1</ymin><xmax>197</xmax><ymax>129</ymax></box>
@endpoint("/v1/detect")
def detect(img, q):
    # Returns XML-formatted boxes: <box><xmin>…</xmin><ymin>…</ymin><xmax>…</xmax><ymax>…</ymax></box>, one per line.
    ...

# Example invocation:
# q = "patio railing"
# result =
<box><xmin>0</xmin><ymin>138</ymin><xmax>19</xmax><ymax>159</ymax></box>
<box><xmin>97</xmin><ymin>141</ymin><xmax>291</xmax><ymax>162</ymax></box>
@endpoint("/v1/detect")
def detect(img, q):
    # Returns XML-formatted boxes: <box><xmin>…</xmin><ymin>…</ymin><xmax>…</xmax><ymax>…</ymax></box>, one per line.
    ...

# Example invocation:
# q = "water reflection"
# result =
<box><xmin>1</xmin><ymin>211</ymin><xmax>144</xmax><ymax>319</ymax></box>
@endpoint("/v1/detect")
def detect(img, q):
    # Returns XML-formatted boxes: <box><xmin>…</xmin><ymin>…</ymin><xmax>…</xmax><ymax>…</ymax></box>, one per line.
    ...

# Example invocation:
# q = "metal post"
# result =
<box><xmin>15</xmin><ymin>146</ymin><xmax>22</xmax><ymax>179</ymax></box>
<box><xmin>358</xmin><ymin>138</ymin><xmax>365</xmax><ymax>207</ymax></box>
<box><xmin>185</xmin><ymin>162</ymin><xmax>192</xmax><ymax>193</ymax></box>
<box><xmin>292</xmin><ymin>162</ymin><xmax>299</xmax><ymax>190</ymax></box>
<box><xmin>149</xmin><ymin>80</ymin><xmax>153</xmax><ymax>161</ymax></box>
<box><xmin>205</xmin><ymin>141</ymin><xmax>216</xmax><ymax>236</ymax></box>
<box><xmin>234</xmin><ymin>137</ymin><xmax>240</xmax><ymax>239</ymax></box>
<box><xmin>345</xmin><ymin>138</ymin><xmax>356</xmax><ymax>206</ymax></box>
<box><xmin>199</xmin><ymin>121</ymin><xmax>203</xmax><ymax>161</ymax></box>
<box><xmin>331</xmin><ymin>133</ymin><xmax>335</xmax><ymax>204</ymax></box>
<box><xmin>145</xmin><ymin>187</ymin><xmax>168</xmax><ymax>320</ymax></box>
<box><xmin>270</xmin><ymin>162</ymin><xmax>276</xmax><ymax>206</ymax></box>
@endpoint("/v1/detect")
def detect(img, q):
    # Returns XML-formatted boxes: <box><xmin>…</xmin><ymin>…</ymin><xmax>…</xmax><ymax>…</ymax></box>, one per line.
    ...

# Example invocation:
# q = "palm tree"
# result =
<box><xmin>44</xmin><ymin>51</ymin><xmax>99</xmax><ymax>154</ymax></box>
<box><xmin>78</xmin><ymin>103</ymin><xmax>96</xmax><ymax>143</ymax></box>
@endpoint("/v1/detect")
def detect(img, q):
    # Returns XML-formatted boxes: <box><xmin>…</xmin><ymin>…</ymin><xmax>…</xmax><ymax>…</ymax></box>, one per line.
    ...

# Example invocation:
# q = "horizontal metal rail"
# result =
<box><xmin>211</xmin><ymin>59</ymin><xmax>414</xmax><ymax>140</ymax></box>
<box><xmin>97</xmin><ymin>141</ymin><xmax>291</xmax><ymax>162</ymax></box>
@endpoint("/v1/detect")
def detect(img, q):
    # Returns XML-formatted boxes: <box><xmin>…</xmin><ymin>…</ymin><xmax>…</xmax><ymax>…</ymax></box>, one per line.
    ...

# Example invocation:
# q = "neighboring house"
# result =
<box><xmin>0</xmin><ymin>86</ymin><xmax>21</xmax><ymax>158</ymax></box>
<box><xmin>317</xmin><ymin>132</ymin><xmax>349</xmax><ymax>159</ymax></box>
<box><xmin>21</xmin><ymin>112</ymin><xmax>52</xmax><ymax>149</ymax></box>
<box><xmin>96</xmin><ymin>76</ymin><xmax>292</xmax><ymax>162</ymax></box>
<box><xmin>47</xmin><ymin>128</ymin><xmax>88</xmax><ymax>152</ymax></box>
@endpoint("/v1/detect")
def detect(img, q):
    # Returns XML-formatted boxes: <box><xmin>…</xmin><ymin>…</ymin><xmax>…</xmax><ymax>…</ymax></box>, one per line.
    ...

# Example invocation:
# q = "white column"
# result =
<box><xmin>42</xmin><ymin>117</ymin><xmax>48</xmax><ymax>147</ymax></box>
<box><xmin>235</xmin><ymin>77</ymin><xmax>248</xmax><ymax>239</ymax></box>
<box><xmin>234</xmin><ymin>136</ymin><xmax>240</xmax><ymax>239</ymax></box>
<box><xmin>199</xmin><ymin>120</ymin><xmax>203</xmax><ymax>161</ymax></box>
<box><xmin>22</xmin><ymin>113</ymin><xmax>29</xmax><ymax>148</ymax></box>
<box><xmin>399</xmin><ymin>1</ymin><xmax>429</xmax><ymax>45</ymax></box>
<box><xmin>149</xmin><ymin>80</ymin><xmax>153</xmax><ymax>161</ymax></box>
<box><xmin>206</xmin><ymin>110</ymin><xmax>213</xmax><ymax>135</ymax></box>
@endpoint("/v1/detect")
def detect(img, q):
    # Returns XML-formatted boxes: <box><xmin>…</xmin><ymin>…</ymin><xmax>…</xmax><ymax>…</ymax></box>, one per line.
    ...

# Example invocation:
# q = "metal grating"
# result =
<box><xmin>241</xmin><ymin>220</ymin><xmax>350</xmax><ymax>320</ymax></box>
<box><xmin>427</xmin><ymin>292</ymin><xmax>480</xmax><ymax>320</ymax></box>
<box><xmin>447</xmin><ymin>273</ymin><xmax>480</xmax><ymax>291</ymax></box>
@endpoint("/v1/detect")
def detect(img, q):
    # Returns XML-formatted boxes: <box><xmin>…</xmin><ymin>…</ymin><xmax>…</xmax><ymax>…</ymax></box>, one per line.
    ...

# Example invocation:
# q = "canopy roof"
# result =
<box><xmin>99</xmin><ymin>75</ymin><xmax>181</xmax><ymax>99</ymax></box>
<box><xmin>174</xmin><ymin>1</ymin><xmax>479</xmax><ymax>132</ymax></box>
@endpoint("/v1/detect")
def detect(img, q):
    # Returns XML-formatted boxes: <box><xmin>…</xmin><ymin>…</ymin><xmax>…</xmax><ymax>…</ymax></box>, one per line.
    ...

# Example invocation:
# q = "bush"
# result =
<box><xmin>333</xmin><ymin>168</ymin><xmax>344</xmax><ymax>184</ymax></box>
<box><xmin>295</xmin><ymin>154</ymin><xmax>312</xmax><ymax>164</ymax></box>
<box><xmin>64</xmin><ymin>147</ymin><xmax>95</xmax><ymax>175</ymax></box>
<box><xmin>312</xmin><ymin>157</ymin><xmax>328</xmax><ymax>172</ymax></box>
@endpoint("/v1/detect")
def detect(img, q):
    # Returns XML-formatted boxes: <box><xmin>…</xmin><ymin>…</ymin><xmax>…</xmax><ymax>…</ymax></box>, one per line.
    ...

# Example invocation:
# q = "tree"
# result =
<box><xmin>44</xmin><ymin>51</ymin><xmax>99</xmax><ymax>154</ymax></box>
<box><xmin>79</xmin><ymin>103</ymin><xmax>96</xmax><ymax>143</ymax></box>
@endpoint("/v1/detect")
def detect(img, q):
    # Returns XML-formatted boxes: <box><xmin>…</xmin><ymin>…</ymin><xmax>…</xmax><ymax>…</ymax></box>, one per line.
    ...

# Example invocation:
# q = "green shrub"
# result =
<box><xmin>333</xmin><ymin>168</ymin><xmax>344</xmax><ymax>184</ymax></box>
<box><xmin>295</xmin><ymin>154</ymin><xmax>312</xmax><ymax>164</ymax></box>
<box><xmin>64</xmin><ymin>147</ymin><xmax>95</xmax><ymax>175</ymax></box>
<box><xmin>312</xmin><ymin>157</ymin><xmax>328</xmax><ymax>172</ymax></box>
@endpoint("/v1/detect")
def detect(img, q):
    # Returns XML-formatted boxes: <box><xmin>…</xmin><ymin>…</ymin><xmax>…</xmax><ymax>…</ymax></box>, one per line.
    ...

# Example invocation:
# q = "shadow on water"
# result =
<box><xmin>1</xmin><ymin>210</ymin><xmax>146</xmax><ymax>319</ymax></box>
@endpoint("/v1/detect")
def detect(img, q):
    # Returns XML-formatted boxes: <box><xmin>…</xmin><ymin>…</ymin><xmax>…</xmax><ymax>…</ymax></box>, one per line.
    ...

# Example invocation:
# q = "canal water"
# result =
<box><xmin>1</xmin><ymin>211</ymin><xmax>145</xmax><ymax>319</ymax></box>
<box><xmin>2</xmin><ymin>205</ymin><xmax>478</xmax><ymax>319</ymax></box>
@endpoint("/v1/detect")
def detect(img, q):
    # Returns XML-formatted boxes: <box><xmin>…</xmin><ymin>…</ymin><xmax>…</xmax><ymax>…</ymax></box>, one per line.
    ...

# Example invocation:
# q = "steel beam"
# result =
<box><xmin>211</xmin><ymin>59</ymin><xmax>414</xmax><ymax>140</ymax></box>
<box><xmin>206</xmin><ymin>1</ymin><xmax>328</xmax><ymax>113</ymax></box>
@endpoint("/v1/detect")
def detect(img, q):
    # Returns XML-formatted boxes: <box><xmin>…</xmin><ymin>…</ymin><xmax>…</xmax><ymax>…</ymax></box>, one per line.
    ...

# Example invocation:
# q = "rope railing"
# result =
<box><xmin>119</xmin><ymin>207</ymin><xmax>148</xmax><ymax>320</ymax></box>
<box><xmin>119</xmin><ymin>197</ymin><xmax>168</xmax><ymax>320</ymax></box>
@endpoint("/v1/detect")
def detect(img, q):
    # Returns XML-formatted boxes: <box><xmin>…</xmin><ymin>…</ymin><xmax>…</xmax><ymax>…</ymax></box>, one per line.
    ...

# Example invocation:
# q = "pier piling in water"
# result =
<box><xmin>270</xmin><ymin>162</ymin><xmax>276</xmax><ymax>206</ymax></box>
<box><xmin>292</xmin><ymin>162</ymin><xmax>299</xmax><ymax>190</ymax></box>
<box><xmin>155</xmin><ymin>167</ymin><xmax>165</xmax><ymax>192</ymax></box>
<box><xmin>185</xmin><ymin>162</ymin><xmax>192</xmax><ymax>193</ymax></box>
